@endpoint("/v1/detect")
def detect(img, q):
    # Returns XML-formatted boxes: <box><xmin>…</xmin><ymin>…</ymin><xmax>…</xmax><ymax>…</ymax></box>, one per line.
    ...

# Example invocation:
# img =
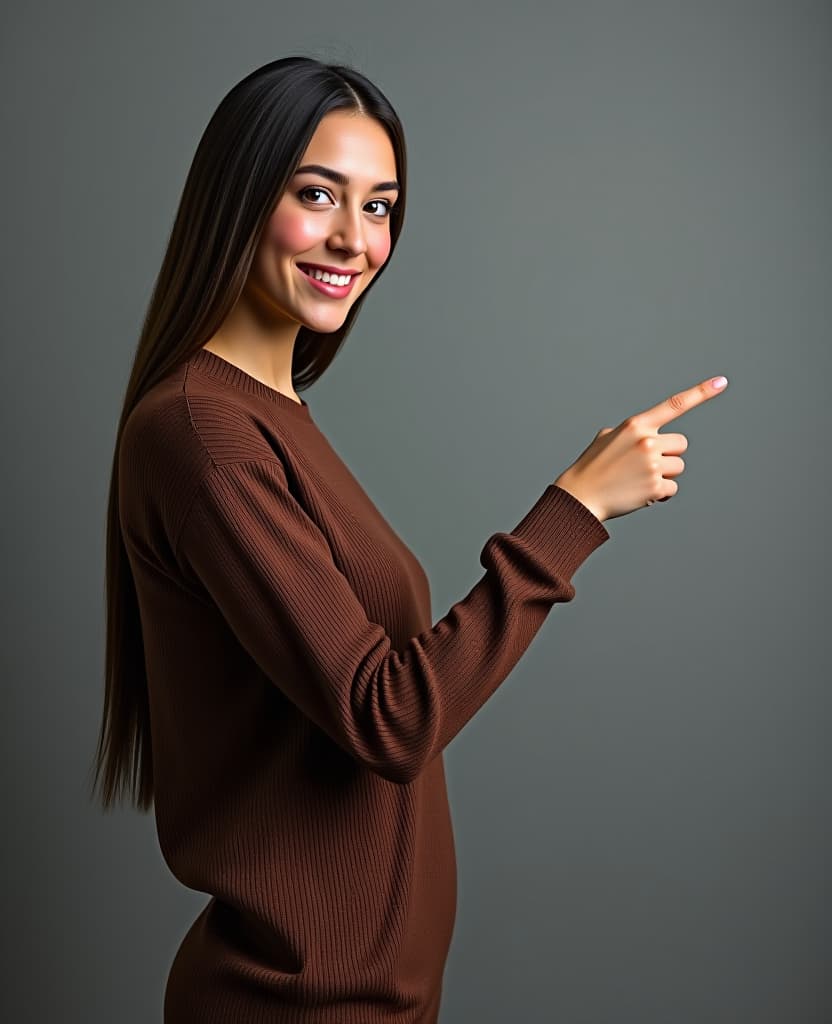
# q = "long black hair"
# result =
<box><xmin>89</xmin><ymin>55</ymin><xmax>408</xmax><ymax>811</ymax></box>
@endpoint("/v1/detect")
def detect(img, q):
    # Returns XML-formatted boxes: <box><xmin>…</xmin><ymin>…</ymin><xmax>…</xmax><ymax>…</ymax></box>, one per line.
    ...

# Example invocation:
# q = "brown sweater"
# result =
<box><xmin>118</xmin><ymin>346</ymin><xmax>610</xmax><ymax>1023</ymax></box>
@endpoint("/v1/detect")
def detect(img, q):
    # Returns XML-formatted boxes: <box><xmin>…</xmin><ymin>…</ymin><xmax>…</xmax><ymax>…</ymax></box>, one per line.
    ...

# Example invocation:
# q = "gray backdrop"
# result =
<box><xmin>3</xmin><ymin>0</ymin><xmax>829</xmax><ymax>1021</ymax></box>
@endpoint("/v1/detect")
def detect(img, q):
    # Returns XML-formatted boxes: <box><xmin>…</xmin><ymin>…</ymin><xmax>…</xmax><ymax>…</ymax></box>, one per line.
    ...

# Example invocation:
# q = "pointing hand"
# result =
<box><xmin>554</xmin><ymin>375</ymin><xmax>729</xmax><ymax>523</ymax></box>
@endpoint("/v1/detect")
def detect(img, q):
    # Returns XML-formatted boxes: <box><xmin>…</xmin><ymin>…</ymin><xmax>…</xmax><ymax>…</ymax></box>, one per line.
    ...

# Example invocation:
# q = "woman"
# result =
<box><xmin>90</xmin><ymin>55</ymin><xmax>727</xmax><ymax>1023</ymax></box>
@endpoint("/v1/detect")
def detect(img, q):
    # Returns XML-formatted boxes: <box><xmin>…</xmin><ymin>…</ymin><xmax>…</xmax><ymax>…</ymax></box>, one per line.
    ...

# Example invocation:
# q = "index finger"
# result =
<box><xmin>633</xmin><ymin>375</ymin><xmax>728</xmax><ymax>430</ymax></box>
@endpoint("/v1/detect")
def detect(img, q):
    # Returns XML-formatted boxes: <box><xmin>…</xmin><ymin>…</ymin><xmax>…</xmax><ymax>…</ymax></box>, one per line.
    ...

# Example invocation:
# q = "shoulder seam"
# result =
<box><xmin>182</xmin><ymin>362</ymin><xmax>219</xmax><ymax>473</ymax></box>
<box><xmin>182</xmin><ymin>364</ymin><xmax>287</xmax><ymax>465</ymax></box>
<box><xmin>171</xmin><ymin>456</ymin><xmax>287</xmax><ymax>562</ymax></box>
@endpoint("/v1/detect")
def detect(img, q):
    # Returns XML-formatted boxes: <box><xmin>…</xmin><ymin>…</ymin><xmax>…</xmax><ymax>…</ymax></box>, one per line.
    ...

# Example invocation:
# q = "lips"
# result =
<box><xmin>296</xmin><ymin>263</ymin><xmax>360</xmax><ymax>298</ymax></box>
<box><xmin>297</xmin><ymin>263</ymin><xmax>360</xmax><ymax>278</ymax></box>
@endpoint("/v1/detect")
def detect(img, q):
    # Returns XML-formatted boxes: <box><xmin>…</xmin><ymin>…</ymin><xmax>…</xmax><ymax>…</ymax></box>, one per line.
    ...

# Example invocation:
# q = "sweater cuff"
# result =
<box><xmin>509</xmin><ymin>484</ymin><xmax>610</xmax><ymax>582</ymax></box>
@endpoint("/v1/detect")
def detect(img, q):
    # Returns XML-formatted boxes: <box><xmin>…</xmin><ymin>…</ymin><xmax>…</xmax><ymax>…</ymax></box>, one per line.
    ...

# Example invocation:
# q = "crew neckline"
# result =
<box><xmin>188</xmin><ymin>347</ymin><xmax>312</xmax><ymax>420</ymax></box>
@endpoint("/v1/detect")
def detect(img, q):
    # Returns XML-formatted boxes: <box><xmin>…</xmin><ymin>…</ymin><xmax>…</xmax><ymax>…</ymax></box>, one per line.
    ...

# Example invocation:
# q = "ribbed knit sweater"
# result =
<box><xmin>117</xmin><ymin>346</ymin><xmax>610</xmax><ymax>1023</ymax></box>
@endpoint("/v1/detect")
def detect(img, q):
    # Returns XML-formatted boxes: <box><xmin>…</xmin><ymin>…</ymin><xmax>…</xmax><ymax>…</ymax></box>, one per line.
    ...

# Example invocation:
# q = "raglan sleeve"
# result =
<box><xmin>174</xmin><ymin>456</ymin><xmax>610</xmax><ymax>784</ymax></box>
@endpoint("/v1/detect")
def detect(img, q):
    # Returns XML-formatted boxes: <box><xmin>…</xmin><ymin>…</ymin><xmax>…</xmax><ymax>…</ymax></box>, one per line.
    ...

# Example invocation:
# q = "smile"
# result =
<box><xmin>297</xmin><ymin>263</ymin><xmax>360</xmax><ymax>298</ymax></box>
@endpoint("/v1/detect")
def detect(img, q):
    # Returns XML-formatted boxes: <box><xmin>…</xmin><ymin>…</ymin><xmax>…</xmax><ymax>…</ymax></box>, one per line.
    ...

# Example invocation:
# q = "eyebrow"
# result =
<box><xmin>293</xmin><ymin>163</ymin><xmax>400</xmax><ymax>192</ymax></box>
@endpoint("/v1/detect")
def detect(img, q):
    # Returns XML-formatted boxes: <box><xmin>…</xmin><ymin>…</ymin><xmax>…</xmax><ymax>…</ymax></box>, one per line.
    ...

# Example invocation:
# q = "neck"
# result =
<box><xmin>202</xmin><ymin>288</ymin><xmax>303</xmax><ymax>396</ymax></box>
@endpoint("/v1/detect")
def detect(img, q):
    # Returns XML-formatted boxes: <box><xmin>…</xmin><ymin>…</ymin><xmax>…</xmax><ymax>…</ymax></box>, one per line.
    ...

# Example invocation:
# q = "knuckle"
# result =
<box><xmin>638</xmin><ymin>435</ymin><xmax>655</xmax><ymax>451</ymax></box>
<box><xmin>622</xmin><ymin>415</ymin><xmax>641</xmax><ymax>433</ymax></box>
<box><xmin>667</xmin><ymin>391</ymin><xmax>686</xmax><ymax>414</ymax></box>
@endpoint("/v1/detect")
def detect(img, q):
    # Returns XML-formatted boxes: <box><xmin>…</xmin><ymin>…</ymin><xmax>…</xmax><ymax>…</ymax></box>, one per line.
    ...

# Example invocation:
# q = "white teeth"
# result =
<box><xmin>303</xmin><ymin>266</ymin><xmax>351</xmax><ymax>286</ymax></box>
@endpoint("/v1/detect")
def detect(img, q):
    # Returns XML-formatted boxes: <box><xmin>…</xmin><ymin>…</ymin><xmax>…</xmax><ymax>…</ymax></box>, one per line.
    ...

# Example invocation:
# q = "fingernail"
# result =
<box><xmin>711</xmin><ymin>376</ymin><xmax>728</xmax><ymax>390</ymax></box>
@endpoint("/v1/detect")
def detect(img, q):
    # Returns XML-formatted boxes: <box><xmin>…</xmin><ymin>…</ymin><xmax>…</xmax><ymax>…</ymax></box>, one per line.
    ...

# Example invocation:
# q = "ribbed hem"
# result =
<box><xmin>188</xmin><ymin>347</ymin><xmax>313</xmax><ymax>420</ymax></box>
<box><xmin>509</xmin><ymin>484</ymin><xmax>610</xmax><ymax>581</ymax></box>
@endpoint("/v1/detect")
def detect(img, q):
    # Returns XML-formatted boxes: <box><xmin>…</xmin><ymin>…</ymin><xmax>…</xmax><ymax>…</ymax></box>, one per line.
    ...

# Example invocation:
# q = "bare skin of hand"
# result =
<box><xmin>554</xmin><ymin>375</ymin><xmax>729</xmax><ymax>523</ymax></box>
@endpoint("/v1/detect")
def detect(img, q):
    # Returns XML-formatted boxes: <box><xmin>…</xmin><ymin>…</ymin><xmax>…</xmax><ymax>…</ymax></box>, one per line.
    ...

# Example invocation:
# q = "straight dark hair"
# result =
<box><xmin>89</xmin><ymin>55</ymin><xmax>408</xmax><ymax>811</ymax></box>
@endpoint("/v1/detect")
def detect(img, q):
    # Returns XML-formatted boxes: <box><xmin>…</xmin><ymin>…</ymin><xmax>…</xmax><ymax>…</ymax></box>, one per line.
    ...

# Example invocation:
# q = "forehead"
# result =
<box><xmin>298</xmin><ymin>111</ymin><xmax>397</xmax><ymax>181</ymax></box>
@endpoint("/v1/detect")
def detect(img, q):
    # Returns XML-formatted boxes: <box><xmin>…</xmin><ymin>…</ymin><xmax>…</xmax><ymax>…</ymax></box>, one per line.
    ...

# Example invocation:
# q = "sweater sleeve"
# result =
<box><xmin>174</xmin><ymin>458</ymin><xmax>609</xmax><ymax>784</ymax></box>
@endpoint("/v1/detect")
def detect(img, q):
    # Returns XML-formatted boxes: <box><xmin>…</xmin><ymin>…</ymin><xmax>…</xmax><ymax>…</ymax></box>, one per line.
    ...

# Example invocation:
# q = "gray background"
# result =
<box><xmin>3</xmin><ymin>0</ymin><xmax>829</xmax><ymax>1021</ymax></box>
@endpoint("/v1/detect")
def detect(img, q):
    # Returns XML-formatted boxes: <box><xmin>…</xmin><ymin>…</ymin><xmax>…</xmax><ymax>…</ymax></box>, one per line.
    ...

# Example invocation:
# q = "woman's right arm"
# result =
<box><xmin>173</xmin><ymin>456</ymin><xmax>609</xmax><ymax>784</ymax></box>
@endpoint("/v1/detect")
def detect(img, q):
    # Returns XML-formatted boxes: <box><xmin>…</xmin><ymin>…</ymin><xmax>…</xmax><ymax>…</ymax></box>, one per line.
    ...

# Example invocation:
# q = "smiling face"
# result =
<box><xmin>242</xmin><ymin>109</ymin><xmax>399</xmax><ymax>335</ymax></box>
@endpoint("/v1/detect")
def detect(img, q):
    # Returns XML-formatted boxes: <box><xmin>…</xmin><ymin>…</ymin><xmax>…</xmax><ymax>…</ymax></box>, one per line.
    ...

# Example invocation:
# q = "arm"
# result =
<box><xmin>175</xmin><ymin>457</ymin><xmax>609</xmax><ymax>784</ymax></box>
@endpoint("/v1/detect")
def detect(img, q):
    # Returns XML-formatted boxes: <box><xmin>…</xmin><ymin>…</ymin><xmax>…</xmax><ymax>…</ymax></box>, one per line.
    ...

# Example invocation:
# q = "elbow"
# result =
<box><xmin>348</xmin><ymin>706</ymin><xmax>442</xmax><ymax>786</ymax></box>
<box><xmin>350</xmin><ymin>717</ymin><xmax>440</xmax><ymax>783</ymax></box>
<box><xmin>347</xmin><ymin>658</ymin><xmax>443</xmax><ymax>785</ymax></box>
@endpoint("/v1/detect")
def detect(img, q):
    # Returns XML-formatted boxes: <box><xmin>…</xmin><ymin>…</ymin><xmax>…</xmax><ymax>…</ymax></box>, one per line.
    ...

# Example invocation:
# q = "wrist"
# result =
<box><xmin>553</xmin><ymin>474</ymin><xmax>606</xmax><ymax>524</ymax></box>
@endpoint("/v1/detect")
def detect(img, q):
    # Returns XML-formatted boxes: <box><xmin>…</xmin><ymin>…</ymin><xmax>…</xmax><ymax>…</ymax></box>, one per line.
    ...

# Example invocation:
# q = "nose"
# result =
<box><xmin>327</xmin><ymin>201</ymin><xmax>368</xmax><ymax>258</ymax></box>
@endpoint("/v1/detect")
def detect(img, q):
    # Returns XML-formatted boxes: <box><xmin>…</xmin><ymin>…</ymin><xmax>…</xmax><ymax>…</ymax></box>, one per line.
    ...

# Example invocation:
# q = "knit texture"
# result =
<box><xmin>118</xmin><ymin>346</ymin><xmax>610</xmax><ymax>1023</ymax></box>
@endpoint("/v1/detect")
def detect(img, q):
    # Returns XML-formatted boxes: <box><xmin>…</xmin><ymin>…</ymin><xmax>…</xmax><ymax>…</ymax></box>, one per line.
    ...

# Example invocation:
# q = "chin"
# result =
<box><xmin>297</xmin><ymin>310</ymin><xmax>351</xmax><ymax>334</ymax></box>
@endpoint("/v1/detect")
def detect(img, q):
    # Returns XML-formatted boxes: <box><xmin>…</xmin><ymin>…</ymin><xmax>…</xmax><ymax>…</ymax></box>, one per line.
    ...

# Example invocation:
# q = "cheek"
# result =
<box><xmin>269</xmin><ymin>209</ymin><xmax>322</xmax><ymax>255</ymax></box>
<box><xmin>368</xmin><ymin>232</ymin><xmax>392</xmax><ymax>269</ymax></box>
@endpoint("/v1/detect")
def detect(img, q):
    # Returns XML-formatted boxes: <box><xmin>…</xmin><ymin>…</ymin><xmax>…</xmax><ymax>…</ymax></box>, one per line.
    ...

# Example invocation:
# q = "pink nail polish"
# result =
<box><xmin>711</xmin><ymin>376</ymin><xmax>727</xmax><ymax>390</ymax></box>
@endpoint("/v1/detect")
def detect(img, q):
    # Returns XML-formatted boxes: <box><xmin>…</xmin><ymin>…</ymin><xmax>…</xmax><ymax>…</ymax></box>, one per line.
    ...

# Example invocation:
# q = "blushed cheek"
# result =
<box><xmin>369</xmin><ymin>233</ymin><xmax>392</xmax><ymax>268</ymax></box>
<box><xmin>270</xmin><ymin>209</ymin><xmax>321</xmax><ymax>255</ymax></box>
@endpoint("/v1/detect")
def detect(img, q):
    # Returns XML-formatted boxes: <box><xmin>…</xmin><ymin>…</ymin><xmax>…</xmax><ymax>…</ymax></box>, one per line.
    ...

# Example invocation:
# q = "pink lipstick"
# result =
<box><xmin>296</xmin><ymin>263</ymin><xmax>360</xmax><ymax>299</ymax></box>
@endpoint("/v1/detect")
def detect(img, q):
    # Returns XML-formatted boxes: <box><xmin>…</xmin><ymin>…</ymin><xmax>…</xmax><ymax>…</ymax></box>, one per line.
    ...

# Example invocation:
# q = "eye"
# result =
<box><xmin>366</xmin><ymin>199</ymin><xmax>393</xmax><ymax>218</ymax></box>
<box><xmin>298</xmin><ymin>186</ymin><xmax>332</xmax><ymax>205</ymax></box>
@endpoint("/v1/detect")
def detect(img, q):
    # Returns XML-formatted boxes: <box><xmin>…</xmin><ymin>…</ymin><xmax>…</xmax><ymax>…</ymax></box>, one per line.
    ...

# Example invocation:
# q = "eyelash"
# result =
<box><xmin>297</xmin><ymin>186</ymin><xmax>393</xmax><ymax>218</ymax></box>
